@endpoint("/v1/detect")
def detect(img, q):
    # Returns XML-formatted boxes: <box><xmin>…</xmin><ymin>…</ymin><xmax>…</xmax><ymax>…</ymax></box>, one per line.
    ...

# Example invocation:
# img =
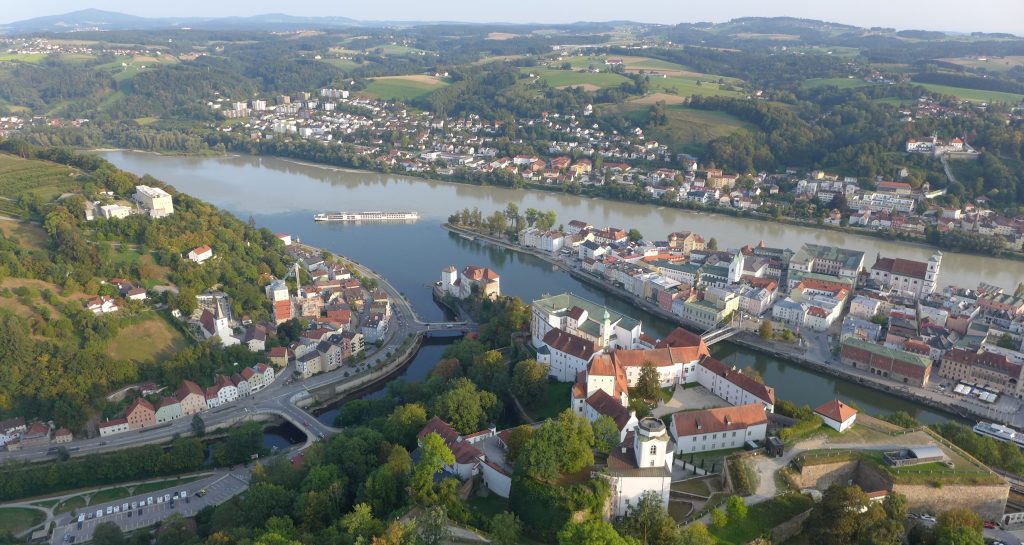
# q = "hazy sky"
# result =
<box><xmin>4</xmin><ymin>0</ymin><xmax>1023</xmax><ymax>35</ymax></box>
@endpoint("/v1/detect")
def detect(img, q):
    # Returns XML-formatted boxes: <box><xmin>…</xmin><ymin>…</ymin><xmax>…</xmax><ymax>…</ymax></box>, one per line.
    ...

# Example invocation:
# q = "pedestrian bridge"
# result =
<box><xmin>701</xmin><ymin>326</ymin><xmax>739</xmax><ymax>346</ymax></box>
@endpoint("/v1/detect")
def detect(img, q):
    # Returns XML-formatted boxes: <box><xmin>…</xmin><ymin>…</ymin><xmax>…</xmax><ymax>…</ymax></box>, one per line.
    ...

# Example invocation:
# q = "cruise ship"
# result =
<box><xmin>973</xmin><ymin>421</ymin><xmax>1024</xmax><ymax>448</ymax></box>
<box><xmin>313</xmin><ymin>211</ymin><xmax>420</xmax><ymax>222</ymax></box>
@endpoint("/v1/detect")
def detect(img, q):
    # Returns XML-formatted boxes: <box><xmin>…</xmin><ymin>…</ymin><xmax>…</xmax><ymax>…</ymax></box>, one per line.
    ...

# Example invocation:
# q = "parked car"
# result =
<box><xmin>984</xmin><ymin>520</ymin><xmax>998</xmax><ymax>529</ymax></box>
<box><xmin>122</xmin><ymin>503</ymin><xmax>129</xmax><ymax>512</ymax></box>
<box><xmin>920</xmin><ymin>514</ymin><xmax>936</xmax><ymax>523</ymax></box>
<box><xmin>106</xmin><ymin>506</ymin><xmax>113</xmax><ymax>515</ymax></box>
<box><xmin>147</xmin><ymin>497</ymin><xmax>154</xmax><ymax>506</ymax></box>
<box><xmin>157</xmin><ymin>496</ymin><xmax>163</xmax><ymax>504</ymax></box>
<box><xmin>95</xmin><ymin>510</ymin><xmax>103</xmax><ymax>518</ymax></box>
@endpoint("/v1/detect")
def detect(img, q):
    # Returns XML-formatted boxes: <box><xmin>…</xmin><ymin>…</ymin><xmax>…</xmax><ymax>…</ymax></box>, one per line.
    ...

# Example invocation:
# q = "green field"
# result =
<box><xmin>0</xmin><ymin>153</ymin><xmax>80</xmax><ymax>210</ymax></box>
<box><xmin>320</xmin><ymin>58</ymin><xmax>363</xmax><ymax>71</ymax></box>
<box><xmin>802</xmin><ymin>77</ymin><xmax>871</xmax><ymax>89</ymax></box>
<box><xmin>361</xmin><ymin>76</ymin><xmax>448</xmax><ymax>101</ymax></box>
<box><xmin>0</xmin><ymin>507</ymin><xmax>45</xmax><ymax>535</ymax></box>
<box><xmin>562</xmin><ymin>54</ymin><xmax>688</xmax><ymax>72</ymax></box>
<box><xmin>54</xmin><ymin>496</ymin><xmax>87</xmax><ymax>514</ymax></box>
<box><xmin>620</xmin><ymin>104</ymin><xmax>752</xmax><ymax>153</ymax></box>
<box><xmin>107</xmin><ymin>314</ymin><xmax>189</xmax><ymax>363</ymax></box>
<box><xmin>89</xmin><ymin>487</ymin><xmax>129</xmax><ymax>504</ymax></box>
<box><xmin>527</xmin><ymin>382</ymin><xmax>572</xmax><ymax>421</ymax></box>
<box><xmin>131</xmin><ymin>475</ymin><xmax>204</xmax><ymax>495</ymax></box>
<box><xmin>940</xmin><ymin>56</ymin><xmax>1024</xmax><ymax>73</ymax></box>
<box><xmin>522</xmin><ymin>67</ymin><xmax>631</xmax><ymax>89</ymax></box>
<box><xmin>708</xmin><ymin>493</ymin><xmax>814</xmax><ymax>545</ymax></box>
<box><xmin>0</xmin><ymin>53</ymin><xmax>49</xmax><ymax>63</ymax></box>
<box><xmin>916</xmin><ymin>82</ymin><xmax>1024</xmax><ymax>103</ymax></box>
<box><xmin>646</xmin><ymin>75</ymin><xmax>745</xmax><ymax>98</ymax></box>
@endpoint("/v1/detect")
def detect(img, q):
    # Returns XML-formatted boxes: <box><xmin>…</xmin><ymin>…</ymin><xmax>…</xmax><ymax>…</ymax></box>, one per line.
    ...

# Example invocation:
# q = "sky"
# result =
<box><xmin>3</xmin><ymin>0</ymin><xmax>1023</xmax><ymax>35</ymax></box>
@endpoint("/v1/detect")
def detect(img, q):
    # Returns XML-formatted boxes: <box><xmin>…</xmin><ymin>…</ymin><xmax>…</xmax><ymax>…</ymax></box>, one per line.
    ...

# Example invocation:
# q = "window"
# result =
<box><xmin>649</xmin><ymin>445</ymin><xmax>657</xmax><ymax>455</ymax></box>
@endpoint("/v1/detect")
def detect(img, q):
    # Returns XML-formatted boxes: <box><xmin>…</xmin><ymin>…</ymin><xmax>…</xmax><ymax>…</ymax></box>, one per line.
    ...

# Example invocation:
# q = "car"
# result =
<box><xmin>96</xmin><ymin>510</ymin><xmax>103</xmax><ymax>519</ymax></box>
<box><xmin>127</xmin><ymin>511</ymin><xmax>132</xmax><ymax>519</ymax></box>
<box><xmin>984</xmin><ymin>520</ymin><xmax>998</xmax><ymax>529</ymax></box>
<box><xmin>172</xmin><ymin>492</ymin><xmax>178</xmax><ymax>500</ymax></box>
<box><xmin>156</xmin><ymin>496</ymin><xmax>164</xmax><ymax>504</ymax></box>
<box><xmin>906</xmin><ymin>513</ymin><xmax>918</xmax><ymax>519</ymax></box>
<box><xmin>164</xmin><ymin>494</ymin><xmax>171</xmax><ymax>503</ymax></box>
<box><xmin>69</xmin><ymin>537</ymin><xmax>75</xmax><ymax>543</ymax></box>
<box><xmin>112</xmin><ymin>506</ymin><xmax>119</xmax><ymax>513</ymax></box>
<box><xmin>106</xmin><ymin>506</ymin><xmax>113</xmax><ymax>515</ymax></box>
<box><xmin>86</xmin><ymin>514</ymin><xmax>93</xmax><ymax>520</ymax></box>
<box><xmin>181</xmin><ymin>490</ymin><xmax>187</xmax><ymax>498</ymax></box>
<box><xmin>130</xmin><ymin>502</ymin><xmax>137</xmax><ymax>510</ymax></box>
<box><xmin>122</xmin><ymin>503</ymin><xmax>129</xmax><ymax>511</ymax></box>
<box><xmin>137</xmin><ymin>509</ymin><xmax>142</xmax><ymax>516</ymax></box>
<box><xmin>920</xmin><ymin>514</ymin><xmax>936</xmax><ymax>523</ymax></box>
<box><xmin>147</xmin><ymin>497</ymin><xmax>154</xmax><ymax>506</ymax></box>
<box><xmin>196</xmin><ymin>489</ymin><xmax>207</xmax><ymax>497</ymax></box>
<box><xmin>169</xmin><ymin>499</ymin><xmax>175</xmax><ymax>508</ymax></box>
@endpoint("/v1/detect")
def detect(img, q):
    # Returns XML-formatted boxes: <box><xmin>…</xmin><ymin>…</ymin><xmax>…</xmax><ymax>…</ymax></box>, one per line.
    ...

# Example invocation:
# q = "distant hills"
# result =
<box><xmin>0</xmin><ymin>9</ymin><xmax>365</xmax><ymax>33</ymax></box>
<box><xmin>0</xmin><ymin>9</ymin><xmax>1019</xmax><ymax>38</ymax></box>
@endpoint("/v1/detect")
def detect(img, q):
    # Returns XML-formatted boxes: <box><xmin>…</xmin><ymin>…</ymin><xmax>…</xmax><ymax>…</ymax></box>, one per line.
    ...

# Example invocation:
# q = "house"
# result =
<box><xmin>869</xmin><ymin>252</ymin><xmax>942</xmax><ymax>299</ymax></box>
<box><xmin>815</xmin><ymin>400</ymin><xmax>858</xmax><ymax>432</ymax></box>
<box><xmin>440</xmin><ymin>265</ymin><xmax>501</xmax><ymax>300</ymax></box>
<box><xmin>243</xmin><ymin>326</ymin><xmax>267</xmax><ymax>352</ymax></box>
<box><xmin>670</xmin><ymin>403</ymin><xmax>768</xmax><ymax>453</ymax></box>
<box><xmin>415</xmin><ymin>417</ymin><xmax>513</xmax><ymax>499</ymax></box>
<box><xmin>275</xmin><ymin>233</ymin><xmax>293</xmax><ymax>246</ymax></box>
<box><xmin>21</xmin><ymin>422</ymin><xmax>51</xmax><ymax>446</ymax></box>
<box><xmin>0</xmin><ymin>417</ymin><xmax>27</xmax><ymax>447</ymax></box>
<box><xmin>938</xmin><ymin>348</ymin><xmax>1023</xmax><ymax>397</ymax></box>
<box><xmin>269</xmin><ymin>346</ymin><xmax>291</xmax><ymax>368</ymax></box>
<box><xmin>53</xmin><ymin>428</ymin><xmax>72</xmax><ymax>444</ymax></box>
<box><xmin>99</xmin><ymin>418</ymin><xmax>129</xmax><ymax>437</ymax></box>
<box><xmin>155</xmin><ymin>397</ymin><xmax>183</xmax><ymax>423</ymax></box>
<box><xmin>531</xmin><ymin>293</ymin><xmax>644</xmax><ymax>354</ymax></box>
<box><xmin>297</xmin><ymin>350</ymin><xmax>322</xmax><ymax>379</ymax></box>
<box><xmin>87</xmin><ymin>296</ymin><xmax>119</xmax><ymax>315</ymax></box>
<box><xmin>133</xmin><ymin>185</ymin><xmax>174</xmax><ymax>218</ymax></box>
<box><xmin>602</xmin><ymin>418</ymin><xmax>674</xmax><ymax>518</ymax></box>
<box><xmin>125</xmin><ymin>398</ymin><xmax>156</xmax><ymax>430</ymax></box>
<box><xmin>788</xmin><ymin>244</ymin><xmax>864</xmax><ymax>288</ymax></box>
<box><xmin>537</xmin><ymin>328</ymin><xmax>599</xmax><ymax>382</ymax></box>
<box><xmin>175</xmin><ymin>380</ymin><xmax>208</xmax><ymax>415</ymax></box>
<box><xmin>188</xmin><ymin>245</ymin><xmax>214</xmax><ymax>264</ymax></box>
<box><xmin>692</xmin><ymin>356</ymin><xmax>776</xmax><ymax>411</ymax></box>
<box><xmin>840</xmin><ymin>338</ymin><xmax>932</xmax><ymax>387</ymax></box>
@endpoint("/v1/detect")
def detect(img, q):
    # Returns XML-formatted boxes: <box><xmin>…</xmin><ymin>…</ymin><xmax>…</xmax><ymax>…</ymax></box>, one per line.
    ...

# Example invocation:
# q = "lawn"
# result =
<box><xmin>801</xmin><ymin>77</ymin><xmax>871</xmax><ymax>89</ymax></box>
<box><xmin>466</xmin><ymin>493</ymin><xmax>508</xmax><ymax>520</ymax></box>
<box><xmin>0</xmin><ymin>153</ymin><xmax>81</xmax><ymax>207</ymax></box>
<box><xmin>645</xmin><ymin>74</ymin><xmax>745</xmax><ymax>98</ymax></box>
<box><xmin>54</xmin><ymin>495</ymin><xmax>87</xmax><ymax>514</ymax></box>
<box><xmin>361</xmin><ymin>76</ymin><xmax>448</xmax><ymax>101</ymax></box>
<box><xmin>0</xmin><ymin>507</ymin><xmax>46</xmax><ymax>535</ymax></box>
<box><xmin>320</xmin><ymin>58</ymin><xmax>363</xmax><ymax>71</ymax></box>
<box><xmin>671</xmin><ymin>478</ymin><xmax>711</xmax><ymax>497</ymax></box>
<box><xmin>106</xmin><ymin>314</ymin><xmax>189</xmax><ymax>363</ymax></box>
<box><xmin>615</xmin><ymin>103</ymin><xmax>751</xmax><ymax>154</ymax></box>
<box><xmin>89</xmin><ymin>487</ymin><xmax>129</xmax><ymax>504</ymax></box>
<box><xmin>0</xmin><ymin>53</ymin><xmax>49</xmax><ymax>63</ymax></box>
<box><xmin>915</xmin><ymin>82</ymin><xmax>1024</xmax><ymax>103</ymax></box>
<box><xmin>527</xmin><ymin>382</ymin><xmax>572</xmax><ymax>422</ymax></box>
<box><xmin>131</xmin><ymin>475</ymin><xmax>204</xmax><ymax>495</ymax></box>
<box><xmin>522</xmin><ymin>67</ymin><xmax>631</xmax><ymax>90</ymax></box>
<box><xmin>708</xmin><ymin>493</ymin><xmax>814</xmax><ymax>545</ymax></box>
<box><xmin>562</xmin><ymin>54</ymin><xmax>688</xmax><ymax>72</ymax></box>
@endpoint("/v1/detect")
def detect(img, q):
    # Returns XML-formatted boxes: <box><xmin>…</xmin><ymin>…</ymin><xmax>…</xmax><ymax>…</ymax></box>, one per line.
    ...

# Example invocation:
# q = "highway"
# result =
<box><xmin>0</xmin><ymin>249</ymin><xmax>462</xmax><ymax>463</ymax></box>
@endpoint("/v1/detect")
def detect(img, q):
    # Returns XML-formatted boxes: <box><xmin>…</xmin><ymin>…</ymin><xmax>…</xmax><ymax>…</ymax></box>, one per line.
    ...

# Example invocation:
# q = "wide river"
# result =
<box><xmin>101</xmin><ymin>151</ymin><xmax>990</xmax><ymax>424</ymax></box>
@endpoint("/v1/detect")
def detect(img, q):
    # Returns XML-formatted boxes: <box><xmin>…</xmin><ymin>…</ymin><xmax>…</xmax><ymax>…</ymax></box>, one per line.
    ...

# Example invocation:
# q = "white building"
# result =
<box><xmin>691</xmin><ymin>357</ymin><xmax>776</xmax><ymax>411</ymax></box>
<box><xmin>133</xmin><ymin>185</ymin><xmax>174</xmax><ymax>218</ymax></box>
<box><xmin>814</xmin><ymin>399</ymin><xmax>858</xmax><ymax>432</ymax></box>
<box><xmin>868</xmin><ymin>252</ymin><xmax>942</xmax><ymax>299</ymax></box>
<box><xmin>603</xmin><ymin>418</ymin><xmax>674</xmax><ymax>518</ymax></box>
<box><xmin>531</xmin><ymin>293</ymin><xmax>643</xmax><ymax>353</ymax></box>
<box><xmin>670</xmin><ymin>403</ymin><xmax>768</xmax><ymax>453</ymax></box>
<box><xmin>99</xmin><ymin>204</ymin><xmax>133</xmax><ymax>220</ymax></box>
<box><xmin>98</xmin><ymin>418</ymin><xmax>130</xmax><ymax>437</ymax></box>
<box><xmin>537</xmin><ymin>328</ymin><xmax>600</xmax><ymax>382</ymax></box>
<box><xmin>188</xmin><ymin>245</ymin><xmax>214</xmax><ymax>264</ymax></box>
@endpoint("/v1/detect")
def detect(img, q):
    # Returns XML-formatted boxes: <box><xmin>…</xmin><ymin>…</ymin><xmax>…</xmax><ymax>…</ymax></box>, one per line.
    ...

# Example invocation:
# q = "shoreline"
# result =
<box><xmin>442</xmin><ymin>222</ymin><xmax>988</xmax><ymax>424</ymax></box>
<box><xmin>89</xmin><ymin>147</ymin><xmax>1024</xmax><ymax>264</ymax></box>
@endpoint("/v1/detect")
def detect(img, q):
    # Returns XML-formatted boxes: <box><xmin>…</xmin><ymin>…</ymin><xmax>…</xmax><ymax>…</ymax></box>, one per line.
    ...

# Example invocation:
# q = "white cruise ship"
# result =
<box><xmin>313</xmin><ymin>211</ymin><xmax>420</xmax><ymax>222</ymax></box>
<box><xmin>973</xmin><ymin>421</ymin><xmax>1024</xmax><ymax>448</ymax></box>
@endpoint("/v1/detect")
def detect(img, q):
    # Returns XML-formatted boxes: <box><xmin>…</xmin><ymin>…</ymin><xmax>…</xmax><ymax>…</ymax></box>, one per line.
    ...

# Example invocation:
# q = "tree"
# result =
<box><xmin>489</xmin><ymin>512</ymin><xmax>521</xmax><ymax>545</ymax></box>
<box><xmin>504</xmin><ymin>425</ymin><xmax>534</xmax><ymax>462</ymax></box>
<box><xmin>726</xmin><ymin>495</ymin><xmax>748</xmax><ymax>522</ymax></box>
<box><xmin>881</xmin><ymin>493</ymin><xmax>907</xmax><ymax>522</ymax></box>
<box><xmin>632</xmin><ymin>362</ymin><xmax>662</xmax><ymax>403</ymax></box>
<box><xmin>758</xmin><ymin>320</ymin><xmax>773</xmax><ymax>340</ymax></box>
<box><xmin>432</xmin><ymin>378</ymin><xmax>501</xmax><ymax>434</ymax></box>
<box><xmin>934</xmin><ymin>526</ymin><xmax>984</xmax><ymax>545</ymax></box>
<box><xmin>936</xmin><ymin>507</ymin><xmax>982</xmax><ymax>533</ymax></box>
<box><xmin>191</xmin><ymin>414</ymin><xmax>206</xmax><ymax>437</ymax></box>
<box><xmin>384</xmin><ymin>403</ymin><xmax>428</xmax><ymax>449</ymax></box>
<box><xmin>707</xmin><ymin>238</ymin><xmax>718</xmax><ymax>250</ymax></box>
<box><xmin>511</xmin><ymin>359</ymin><xmax>549</xmax><ymax>406</ymax></box>
<box><xmin>467</xmin><ymin>350</ymin><xmax>509</xmax><ymax>393</ymax></box>
<box><xmin>415</xmin><ymin>506</ymin><xmax>452</xmax><ymax>545</ymax></box>
<box><xmin>627</xmin><ymin>229</ymin><xmax>643</xmax><ymax>242</ymax></box>
<box><xmin>709</xmin><ymin>508</ymin><xmax>727</xmax><ymax>530</ymax></box>
<box><xmin>92</xmin><ymin>522</ymin><xmax>126</xmax><ymax>545</ymax></box>
<box><xmin>618</xmin><ymin>491</ymin><xmax>676</xmax><ymax>545</ymax></box>
<box><xmin>804</xmin><ymin>485</ymin><xmax>876</xmax><ymax>545</ymax></box>
<box><xmin>675</xmin><ymin>523</ymin><xmax>715</xmax><ymax>545</ymax></box>
<box><xmin>411</xmin><ymin>432</ymin><xmax>455</xmax><ymax>505</ymax></box>
<box><xmin>343</xmin><ymin>503</ymin><xmax>384</xmax><ymax>544</ymax></box>
<box><xmin>518</xmin><ymin>410</ymin><xmax>594</xmax><ymax>482</ymax></box>
<box><xmin>592</xmin><ymin>415</ymin><xmax>620</xmax><ymax>454</ymax></box>
<box><xmin>558</xmin><ymin>518</ymin><xmax>630</xmax><ymax>545</ymax></box>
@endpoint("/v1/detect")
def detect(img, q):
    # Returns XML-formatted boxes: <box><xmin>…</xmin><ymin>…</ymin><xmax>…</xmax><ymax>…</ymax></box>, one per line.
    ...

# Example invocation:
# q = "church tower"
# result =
<box><xmin>924</xmin><ymin>251</ymin><xmax>942</xmax><ymax>295</ymax></box>
<box><xmin>633</xmin><ymin>417</ymin><xmax>670</xmax><ymax>469</ymax></box>
<box><xmin>728</xmin><ymin>251</ymin><xmax>745</xmax><ymax>284</ymax></box>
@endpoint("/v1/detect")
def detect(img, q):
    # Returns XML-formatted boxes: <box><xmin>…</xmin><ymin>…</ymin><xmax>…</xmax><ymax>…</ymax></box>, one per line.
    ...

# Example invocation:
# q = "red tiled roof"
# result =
<box><xmin>872</xmin><ymin>257</ymin><xmax>928</xmax><ymax>279</ymax></box>
<box><xmin>815</xmin><ymin>400</ymin><xmax>858</xmax><ymax>423</ymax></box>
<box><xmin>417</xmin><ymin>416</ymin><xmax>460</xmax><ymax>444</ymax></box>
<box><xmin>126</xmin><ymin>398</ymin><xmax>155</xmax><ymax>416</ymax></box>
<box><xmin>542</xmin><ymin>328</ymin><xmax>596</xmax><ymax>361</ymax></box>
<box><xmin>672</xmin><ymin>403</ymin><xmax>767</xmax><ymax>437</ymax></box>
<box><xmin>586</xmin><ymin>389</ymin><xmax>632</xmax><ymax>430</ymax></box>
<box><xmin>175</xmin><ymin>380</ymin><xmax>203</xmax><ymax>401</ymax></box>
<box><xmin>654</xmin><ymin>327</ymin><xmax>712</xmax><ymax>360</ymax></box>
<box><xmin>698</xmin><ymin>356</ymin><xmax>776</xmax><ymax>405</ymax></box>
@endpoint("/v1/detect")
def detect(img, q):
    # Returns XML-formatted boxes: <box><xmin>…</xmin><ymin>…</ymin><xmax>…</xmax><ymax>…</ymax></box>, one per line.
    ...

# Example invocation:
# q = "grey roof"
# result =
<box><xmin>908</xmin><ymin>445</ymin><xmax>947</xmax><ymax>460</ymax></box>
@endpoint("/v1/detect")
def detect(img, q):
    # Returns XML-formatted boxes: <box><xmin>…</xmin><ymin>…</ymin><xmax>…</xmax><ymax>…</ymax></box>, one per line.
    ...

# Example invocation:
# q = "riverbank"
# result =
<box><xmin>441</xmin><ymin>222</ymin><xmax>987</xmax><ymax>424</ymax></box>
<box><xmin>91</xmin><ymin>148</ymin><xmax>1024</xmax><ymax>263</ymax></box>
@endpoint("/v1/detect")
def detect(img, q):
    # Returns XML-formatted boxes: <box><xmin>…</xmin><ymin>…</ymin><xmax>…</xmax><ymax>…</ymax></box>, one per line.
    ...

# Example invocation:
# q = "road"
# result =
<box><xmin>48</xmin><ymin>468</ymin><xmax>251</xmax><ymax>545</ymax></box>
<box><xmin>0</xmin><ymin>248</ymin><xmax>448</xmax><ymax>463</ymax></box>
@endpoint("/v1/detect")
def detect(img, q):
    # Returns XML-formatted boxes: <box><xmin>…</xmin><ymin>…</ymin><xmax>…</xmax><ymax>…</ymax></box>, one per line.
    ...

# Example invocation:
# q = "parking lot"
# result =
<box><xmin>51</xmin><ymin>468</ymin><xmax>251</xmax><ymax>545</ymax></box>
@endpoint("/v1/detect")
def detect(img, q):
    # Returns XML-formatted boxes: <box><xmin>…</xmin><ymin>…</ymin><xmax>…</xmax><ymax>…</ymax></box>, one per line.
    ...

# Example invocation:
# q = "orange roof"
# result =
<box><xmin>698</xmin><ymin>356</ymin><xmax>776</xmax><ymax>405</ymax></box>
<box><xmin>815</xmin><ymin>399</ymin><xmax>858</xmax><ymax>423</ymax></box>
<box><xmin>672</xmin><ymin>403</ymin><xmax>767</xmax><ymax>437</ymax></box>
<box><xmin>655</xmin><ymin>327</ymin><xmax>711</xmax><ymax>360</ymax></box>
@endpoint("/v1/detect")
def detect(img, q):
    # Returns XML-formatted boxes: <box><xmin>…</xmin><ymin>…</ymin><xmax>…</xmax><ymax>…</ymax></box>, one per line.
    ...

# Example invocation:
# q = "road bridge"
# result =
<box><xmin>702</xmin><ymin>326</ymin><xmax>739</xmax><ymax>346</ymax></box>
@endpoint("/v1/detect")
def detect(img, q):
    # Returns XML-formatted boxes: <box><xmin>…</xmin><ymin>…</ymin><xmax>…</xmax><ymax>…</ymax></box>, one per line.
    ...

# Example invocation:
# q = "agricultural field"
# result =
<box><xmin>645</xmin><ymin>74</ymin><xmax>745</xmax><ymax>98</ymax></box>
<box><xmin>608</xmin><ymin>102</ymin><xmax>752</xmax><ymax>154</ymax></box>
<box><xmin>95</xmin><ymin>54</ymin><xmax>179</xmax><ymax>82</ymax></box>
<box><xmin>0</xmin><ymin>219</ymin><xmax>48</xmax><ymax>249</ymax></box>
<box><xmin>320</xmin><ymin>57</ymin><xmax>363</xmax><ymax>71</ymax></box>
<box><xmin>801</xmin><ymin>77</ymin><xmax>872</xmax><ymax>89</ymax></box>
<box><xmin>361</xmin><ymin>75</ymin><xmax>448</xmax><ymax>101</ymax></box>
<box><xmin>940</xmin><ymin>55</ymin><xmax>1024</xmax><ymax>72</ymax></box>
<box><xmin>560</xmin><ymin>54</ymin><xmax>688</xmax><ymax>72</ymax></box>
<box><xmin>106</xmin><ymin>314</ymin><xmax>189</xmax><ymax>364</ymax></box>
<box><xmin>0</xmin><ymin>153</ymin><xmax>81</xmax><ymax>208</ymax></box>
<box><xmin>521</xmin><ymin>67</ymin><xmax>631</xmax><ymax>90</ymax></box>
<box><xmin>915</xmin><ymin>81</ymin><xmax>1024</xmax><ymax>103</ymax></box>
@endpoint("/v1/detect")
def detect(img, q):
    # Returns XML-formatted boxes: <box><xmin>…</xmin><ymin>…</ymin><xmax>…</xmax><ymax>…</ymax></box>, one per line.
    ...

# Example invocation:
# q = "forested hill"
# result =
<box><xmin>0</xmin><ymin>143</ymin><xmax>292</xmax><ymax>430</ymax></box>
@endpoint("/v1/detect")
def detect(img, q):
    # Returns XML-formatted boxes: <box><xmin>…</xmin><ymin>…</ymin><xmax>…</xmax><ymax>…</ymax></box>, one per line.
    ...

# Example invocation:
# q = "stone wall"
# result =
<box><xmin>892</xmin><ymin>483</ymin><xmax>1008</xmax><ymax>521</ymax></box>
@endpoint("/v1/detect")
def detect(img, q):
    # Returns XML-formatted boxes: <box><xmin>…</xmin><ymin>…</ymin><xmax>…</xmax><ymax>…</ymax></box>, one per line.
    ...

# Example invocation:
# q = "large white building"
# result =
<box><xmin>868</xmin><ymin>252</ymin><xmax>942</xmax><ymax>299</ymax></box>
<box><xmin>531</xmin><ymin>293</ymin><xmax>643</xmax><ymax>353</ymax></box>
<box><xmin>440</xmin><ymin>265</ymin><xmax>501</xmax><ymax>299</ymax></box>
<box><xmin>133</xmin><ymin>185</ymin><xmax>174</xmax><ymax>218</ymax></box>
<box><xmin>603</xmin><ymin>418</ymin><xmax>674</xmax><ymax>518</ymax></box>
<box><xmin>670</xmin><ymin>403</ymin><xmax>768</xmax><ymax>453</ymax></box>
<box><xmin>788</xmin><ymin>244</ymin><xmax>864</xmax><ymax>289</ymax></box>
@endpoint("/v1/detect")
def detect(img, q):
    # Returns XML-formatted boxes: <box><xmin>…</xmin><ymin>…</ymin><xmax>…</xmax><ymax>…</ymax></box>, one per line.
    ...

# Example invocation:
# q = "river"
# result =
<box><xmin>100</xmin><ymin>151</ymin><xmax>977</xmax><ymax>424</ymax></box>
